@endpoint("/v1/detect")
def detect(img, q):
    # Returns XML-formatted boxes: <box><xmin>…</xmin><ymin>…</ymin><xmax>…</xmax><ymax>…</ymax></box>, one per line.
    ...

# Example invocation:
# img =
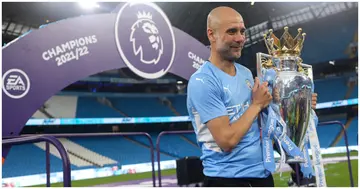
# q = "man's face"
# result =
<box><xmin>213</xmin><ymin>17</ymin><xmax>246</xmax><ymax>61</ymax></box>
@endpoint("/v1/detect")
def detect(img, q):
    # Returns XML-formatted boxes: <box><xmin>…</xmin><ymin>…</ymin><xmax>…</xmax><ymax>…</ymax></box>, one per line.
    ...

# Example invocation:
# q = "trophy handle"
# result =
<box><xmin>256</xmin><ymin>52</ymin><xmax>273</xmax><ymax>80</ymax></box>
<box><xmin>299</xmin><ymin>63</ymin><xmax>314</xmax><ymax>82</ymax></box>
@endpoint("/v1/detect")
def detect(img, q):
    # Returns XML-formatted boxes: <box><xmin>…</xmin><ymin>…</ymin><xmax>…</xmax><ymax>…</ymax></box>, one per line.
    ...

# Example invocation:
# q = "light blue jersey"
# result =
<box><xmin>187</xmin><ymin>61</ymin><xmax>270</xmax><ymax>178</ymax></box>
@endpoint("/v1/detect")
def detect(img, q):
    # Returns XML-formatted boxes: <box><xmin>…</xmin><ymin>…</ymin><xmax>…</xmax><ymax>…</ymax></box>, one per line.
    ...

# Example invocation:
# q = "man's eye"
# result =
<box><xmin>228</xmin><ymin>29</ymin><xmax>237</xmax><ymax>34</ymax></box>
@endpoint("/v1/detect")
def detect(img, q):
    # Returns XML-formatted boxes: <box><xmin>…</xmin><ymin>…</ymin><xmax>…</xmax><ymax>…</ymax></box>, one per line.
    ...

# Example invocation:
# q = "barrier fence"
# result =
<box><xmin>318</xmin><ymin>121</ymin><xmax>354</xmax><ymax>187</ymax></box>
<box><xmin>2</xmin><ymin>120</ymin><xmax>356</xmax><ymax>187</ymax></box>
<box><xmin>156</xmin><ymin>130</ymin><xmax>196</xmax><ymax>187</ymax></box>
<box><xmin>2</xmin><ymin>135</ymin><xmax>72</xmax><ymax>187</ymax></box>
<box><xmin>155</xmin><ymin>121</ymin><xmax>355</xmax><ymax>187</ymax></box>
<box><xmin>3</xmin><ymin>132</ymin><xmax>156</xmax><ymax>187</ymax></box>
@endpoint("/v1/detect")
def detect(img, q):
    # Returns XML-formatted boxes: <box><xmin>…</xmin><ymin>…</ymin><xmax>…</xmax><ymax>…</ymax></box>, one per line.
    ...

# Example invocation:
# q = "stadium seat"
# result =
<box><xmin>129</xmin><ymin>133</ymin><xmax>201</xmax><ymax>159</ymax></box>
<box><xmin>76</xmin><ymin>97</ymin><xmax>124</xmax><ymax>118</ymax></box>
<box><xmin>69</xmin><ymin>136</ymin><xmax>157</xmax><ymax>165</ymax></box>
<box><xmin>314</xmin><ymin>77</ymin><xmax>348</xmax><ymax>103</ymax></box>
<box><xmin>76</xmin><ymin>97</ymin><xmax>175</xmax><ymax>118</ymax></box>
<box><xmin>109</xmin><ymin>97</ymin><xmax>174</xmax><ymax>117</ymax></box>
<box><xmin>337</xmin><ymin>116</ymin><xmax>358</xmax><ymax>147</ymax></box>
<box><xmin>167</xmin><ymin>96</ymin><xmax>188</xmax><ymax>116</ymax></box>
<box><xmin>2</xmin><ymin>143</ymin><xmax>79</xmax><ymax>178</ymax></box>
<box><xmin>316</xmin><ymin>118</ymin><xmax>347</xmax><ymax>148</ymax></box>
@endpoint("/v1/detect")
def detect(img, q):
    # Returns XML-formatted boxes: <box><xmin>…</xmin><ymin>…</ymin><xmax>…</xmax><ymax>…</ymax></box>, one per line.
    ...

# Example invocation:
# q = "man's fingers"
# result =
<box><xmin>255</xmin><ymin>77</ymin><xmax>260</xmax><ymax>87</ymax></box>
<box><xmin>312</xmin><ymin>96</ymin><xmax>317</xmax><ymax>102</ymax></box>
<box><xmin>253</xmin><ymin>77</ymin><xmax>259</xmax><ymax>92</ymax></box>
<box><xmin>267</xmin><ymin>91</ymin><xmax>272</xmax><ymax>98</ymax></box>
<box><xmin>262</xmin><ymin>81</ymin><xmax>268</xmax><ymax>87</ymax></box>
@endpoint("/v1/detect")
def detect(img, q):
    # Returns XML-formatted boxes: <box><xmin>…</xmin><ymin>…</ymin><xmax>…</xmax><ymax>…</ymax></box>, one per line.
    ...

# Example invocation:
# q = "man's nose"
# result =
<box><xmin>234</xmin><ymin>33</ymin><xmax>246</xmax><ymax>44</ymax></box>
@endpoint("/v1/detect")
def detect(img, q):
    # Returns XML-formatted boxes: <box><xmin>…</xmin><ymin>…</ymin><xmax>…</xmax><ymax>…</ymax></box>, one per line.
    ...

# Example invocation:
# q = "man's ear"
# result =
<box><xmin>207</xmin><ymin>28</ymin><xmax>216</xmax><ymax>43</ymax></box>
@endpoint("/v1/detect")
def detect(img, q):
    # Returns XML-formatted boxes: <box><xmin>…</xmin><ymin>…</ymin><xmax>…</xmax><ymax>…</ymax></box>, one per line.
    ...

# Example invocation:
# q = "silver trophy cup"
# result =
<box><xmin>257</xmin><ymin>27</ymin><xmax>314</xmax><ymax>163</ymax></box>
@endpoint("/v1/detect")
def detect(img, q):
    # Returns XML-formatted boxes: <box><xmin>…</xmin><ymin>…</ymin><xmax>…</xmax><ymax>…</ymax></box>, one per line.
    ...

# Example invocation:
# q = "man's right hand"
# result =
<box><xmin>251</xmin><ymin>77</ymin><xmax>273</xmax><ymax>110</ymax></box>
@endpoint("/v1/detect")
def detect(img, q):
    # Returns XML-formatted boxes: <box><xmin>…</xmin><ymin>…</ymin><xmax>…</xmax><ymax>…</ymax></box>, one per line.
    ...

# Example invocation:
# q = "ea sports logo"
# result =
<box><xmin>2</xmin><ymin>69</ymin><xmax>30</xmax><ymax>99</ymax></box>
<box><xmin>115</xmin><ymin>2</ymin><xmax>175</xmax><ymax>79</ymax></box>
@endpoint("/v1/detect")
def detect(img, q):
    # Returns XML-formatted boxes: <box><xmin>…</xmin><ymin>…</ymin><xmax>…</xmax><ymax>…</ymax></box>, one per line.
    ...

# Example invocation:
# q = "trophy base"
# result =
<box><xmin>286</xmin><ymin>156</ymin><xmax>306</xmax><ymax>164</ymax></box>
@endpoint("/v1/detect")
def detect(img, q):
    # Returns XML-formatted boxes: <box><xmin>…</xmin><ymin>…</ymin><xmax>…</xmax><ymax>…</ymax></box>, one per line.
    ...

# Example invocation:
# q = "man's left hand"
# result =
<box><xmin>312</xmin><ymin>93</ymin><xmax>317</xmax><ymax>109</ymax></box>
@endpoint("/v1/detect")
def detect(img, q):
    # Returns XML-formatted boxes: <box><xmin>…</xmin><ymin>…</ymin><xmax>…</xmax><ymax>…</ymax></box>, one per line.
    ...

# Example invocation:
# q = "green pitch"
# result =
<box><xmin>272</xmin><ymin>160</ymin><xmax>358</xmax><ymax>187</ymax></box>
<box><xmin>29</xmin><ymin>152</ymin><xmax>358</xmax><ymax>187</ymax></box>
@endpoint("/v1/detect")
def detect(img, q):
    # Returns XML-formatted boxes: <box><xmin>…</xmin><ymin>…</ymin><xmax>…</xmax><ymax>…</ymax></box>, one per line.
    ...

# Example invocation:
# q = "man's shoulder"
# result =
<box><xmin>189</xmin><ymin>62</ymin><xmax>218</xmax><ymax>84</ymax></box>
<box><xmin>235</xmin><ymin>63</ymin><xmax>253</xmax><ymax>76</ymax></box>
<box><xmin>188</xmin><ymin>72</ymin><xmax>219</xmax><ymax>92</ymax></box>
<box><xmin>188</xmin><ymin>66</ymin><xmax>222</xmax><ymax>98</ymax></box>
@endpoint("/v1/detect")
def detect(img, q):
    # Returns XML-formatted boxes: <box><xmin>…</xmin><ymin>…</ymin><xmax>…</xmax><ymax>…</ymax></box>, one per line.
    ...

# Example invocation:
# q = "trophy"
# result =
<box><xmin>257</xmin><ymin>27</ymin><xmax>314</xmax><ymax>164</ymax></box>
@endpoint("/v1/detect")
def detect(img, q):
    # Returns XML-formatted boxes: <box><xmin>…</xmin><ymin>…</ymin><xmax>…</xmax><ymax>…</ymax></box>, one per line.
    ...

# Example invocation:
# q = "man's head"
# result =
<box><xmin>207</xmin><ymin>6</ymin><xmax>246</xmax><ymax>62</ymax></box>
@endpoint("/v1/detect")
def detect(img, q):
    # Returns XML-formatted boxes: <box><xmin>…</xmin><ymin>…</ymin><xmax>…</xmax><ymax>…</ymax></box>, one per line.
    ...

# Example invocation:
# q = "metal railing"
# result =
<box><xmin>318</xmin><ymin>121</ymin><xmax>354</xmax><ymax>187</ymax></box>
<box><xmin>155</xmin><ymin>121</ymin><xmax>355</xmax><ymax>187</ymax></box>
<box><xmin>3</xmin><ymin>132</ymin><xmax>156</xmax><ymax>187</ymax></box>
<box><xmin>156</xmin><ymin>130</ymin><xmax>196</xmax><ymax>187</ymax></box>
<box><xmin>2</xmin><ymin>135</ymin><xmax>72</xmax><ymax>187</ymax></box>
<box><xmin>3</xmin><ymin>122</ymin><xmax>355</xmax><ymax>187</ymax></box>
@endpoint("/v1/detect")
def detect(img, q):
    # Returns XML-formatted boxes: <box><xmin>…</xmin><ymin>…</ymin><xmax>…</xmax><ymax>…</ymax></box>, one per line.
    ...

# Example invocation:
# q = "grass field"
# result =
<box><xmin>273</xmin><ymin>160</ymin><xmax>358</xmax><ymax>187</ymax></box>
<box><xmin>30</xmin><ymin>152</ymin><xmax>358</xmax><ymax>187</ymax></box>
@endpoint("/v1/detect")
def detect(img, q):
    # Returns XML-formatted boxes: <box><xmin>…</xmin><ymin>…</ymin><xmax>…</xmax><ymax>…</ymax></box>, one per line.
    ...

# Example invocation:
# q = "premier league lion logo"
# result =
<box><xmin>130</xmin><ymin>11</ymin><xmax>163</xmax><ymax>65</ymax></box>
<box><xmin>115</xmin><ymin>2</ymin><xmax>175</xmax><ymax>79</ymax></box>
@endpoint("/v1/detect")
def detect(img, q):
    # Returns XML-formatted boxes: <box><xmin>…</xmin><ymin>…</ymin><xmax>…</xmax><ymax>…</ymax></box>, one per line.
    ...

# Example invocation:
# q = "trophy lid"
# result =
<box><xmin>263</xmin><ymin>27</ymin><xmax>306</xmax><ymax>57</ymax></box>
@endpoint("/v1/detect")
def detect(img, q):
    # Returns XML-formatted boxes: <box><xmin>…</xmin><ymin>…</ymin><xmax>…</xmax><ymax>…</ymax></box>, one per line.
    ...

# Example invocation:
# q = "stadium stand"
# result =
<box><xmin>2</xmin><ymin>144</ymin><xmax>66</xmax><ymax>178</ymax></box>
<box><xmin>316</xmin><ymin>117</ymin><xmax>348</xmax><ymax>148</ymax></box>
<box><xmin>35</xmin><ymin>138</ymin><xmax>118</xmax><ymax>167</ymax></box>
<box><xmin>76</xmin><ymin>97</ymin><xmax>175</xmax><ymax>118</ymax></box>
<box><xmin>126</xmin><ymin>132</ymin><xmax>201</xmax><ymax>158</ymax></box>
<box><xmin>76</xmin><ymin>97</ymin><xmax>125</xmax><ymax>118</ymax></box>
<box><xmin>4</xmin><ymin>123</ymin><xmax>356</xmax><ymax>178</ymax></box>
<box><xmin>2</xmin><ymin>133</ymin><xmax>202</xmax><ymax>178</ymax></box>
<box><xmin>349</xmin><ymin>84</ymin><xmax>358</xmax><ymax>99</ymax></box>
<box><xmin>74</xmin><ymin>76</ymin><xmax>358</xmax><ymax>118</ymax></box>
<box><xmin>314</xmin><ymin>76</ymin><xmax>349</xmax><ymax>103</ymax></box>
<box><xmin>108</xmin><ymin>98</ymin><xmax>174</xmax><ymax>117</ymax></box>
<box><xmin>168</xmin><ymin>96</ymin><xmax>188</xmax><ymax>116</ymax></box>
<box><xmin>182</xmin><ymin>133</ymin><xmax>198</xmax><ymax>145</ymax></box>
<box><xmin>69</xmin><ymin>137</ymin><xmax>156</xmax><ymax>165</ymax></box>
<box><xmin>132</xmin><ymin>133</ymin><xmax>201</xmax><ymax>158</ymax></box>
<box><xmin>337</xmin><ymin>116</ymin><xmax>358</xmax><ymax>147</ymax></box>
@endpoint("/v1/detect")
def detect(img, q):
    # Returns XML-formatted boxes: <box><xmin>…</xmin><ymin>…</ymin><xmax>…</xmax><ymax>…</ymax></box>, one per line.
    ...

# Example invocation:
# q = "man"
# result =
<box><xmin>186</xmin><ymin>6</ymin><xmax>318</xmax><ymax>187</ymax></box>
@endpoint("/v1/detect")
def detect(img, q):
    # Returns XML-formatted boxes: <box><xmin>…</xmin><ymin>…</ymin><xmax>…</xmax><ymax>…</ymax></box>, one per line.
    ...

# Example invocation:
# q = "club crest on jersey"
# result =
<box><xmin>245</xmin><ymin>79</ymin><xmax>252</xmax><ymax>89</ymax></box>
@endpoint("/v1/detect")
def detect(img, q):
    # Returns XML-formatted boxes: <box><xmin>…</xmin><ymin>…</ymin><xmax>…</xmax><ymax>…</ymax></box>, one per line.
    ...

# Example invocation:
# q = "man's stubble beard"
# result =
<box><xmin>213</xmin><ymin>35</ymin><xmax>242</xmax><ymax>62</ymax></box>
<box><xmin>219</xmin><ymin>47</ymin><xmax>241</xmax><ymax>62</ymax></box>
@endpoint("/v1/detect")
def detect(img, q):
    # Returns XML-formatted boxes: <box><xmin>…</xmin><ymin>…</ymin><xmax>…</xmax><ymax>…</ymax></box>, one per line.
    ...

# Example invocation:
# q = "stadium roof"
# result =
<box><xmin>3</xmin><ymin>2</ymin><xmax>322</xmax><ymax>45</ymax></box>
<box><xmin>3</xmin><ymin>2</ymin><xmax>357</xmax><ymax>87</ymax></box>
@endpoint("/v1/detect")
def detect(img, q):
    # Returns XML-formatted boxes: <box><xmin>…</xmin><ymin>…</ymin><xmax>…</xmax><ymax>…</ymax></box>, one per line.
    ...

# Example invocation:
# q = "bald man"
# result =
<box><xmin>187</xmin><ymin>6</ymin><xmax>317</xmax><ymax>187</ymax></box>
<box><xmin>187</xmin><ymin>6</ymin><xmax>274</xmax><ymax>187</ymax></box>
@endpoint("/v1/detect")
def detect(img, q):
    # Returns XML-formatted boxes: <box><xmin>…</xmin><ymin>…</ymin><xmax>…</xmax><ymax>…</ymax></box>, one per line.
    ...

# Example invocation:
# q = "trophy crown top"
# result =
<box><xmin>263</xmin><ymin>26</ymin><xmax>306</xmax><ymax>57</ymax></box>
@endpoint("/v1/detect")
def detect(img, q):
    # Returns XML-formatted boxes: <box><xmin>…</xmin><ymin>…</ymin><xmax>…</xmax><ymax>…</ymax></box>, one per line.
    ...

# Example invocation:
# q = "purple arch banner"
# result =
<box><xmin>2</xmin><ymin>2</ymin><xmax>209</xmax><ymax>157</ymax></box>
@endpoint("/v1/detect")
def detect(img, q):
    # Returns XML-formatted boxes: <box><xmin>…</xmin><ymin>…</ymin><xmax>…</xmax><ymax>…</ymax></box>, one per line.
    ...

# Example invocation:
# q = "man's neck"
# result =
<box><xmin>209</xmin><ymin>53</ymin><xmax>236</xmax><ymax>76</ymax></box>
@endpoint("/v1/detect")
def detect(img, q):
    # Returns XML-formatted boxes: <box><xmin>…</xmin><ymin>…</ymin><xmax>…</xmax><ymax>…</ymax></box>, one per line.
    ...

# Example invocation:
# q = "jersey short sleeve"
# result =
<box><xmin>187</xmin><ymin>74</ymin><xmax>228</xmax><ymax>124</ymax></box>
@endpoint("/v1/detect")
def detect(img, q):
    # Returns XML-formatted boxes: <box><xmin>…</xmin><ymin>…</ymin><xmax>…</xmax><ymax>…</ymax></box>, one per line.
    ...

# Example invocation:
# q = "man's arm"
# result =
<box><xmin>206</xmin><ymin>77</ymin><xmax>272</xmax><ymax>152</ymax></box>
<box><xmin>206</xmin><ymin>104</ymin><xmax>262</xmax><ymax>152</ymax></box>
<box><xmin>188</xmin><ymin>75</ymin><xmax>272</xmax><ymax>152</ymax></box>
